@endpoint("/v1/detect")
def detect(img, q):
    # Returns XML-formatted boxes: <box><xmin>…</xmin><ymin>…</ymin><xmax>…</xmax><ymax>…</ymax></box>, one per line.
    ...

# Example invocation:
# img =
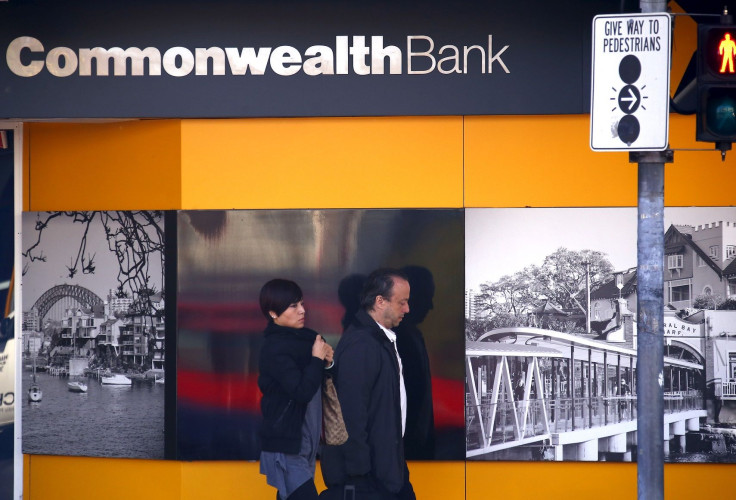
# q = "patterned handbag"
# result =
<box><xmin>322</xmin><ymin>376</ymin><xmax>348</xmax><ymax>445</ymax></box>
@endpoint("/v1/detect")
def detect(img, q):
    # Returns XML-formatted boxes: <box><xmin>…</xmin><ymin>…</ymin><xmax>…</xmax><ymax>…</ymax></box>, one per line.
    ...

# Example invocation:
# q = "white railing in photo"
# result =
<box><xmin>715</xmin><ymin>379</ymin><xmax>736</xmax><ymax>399</ymax></box>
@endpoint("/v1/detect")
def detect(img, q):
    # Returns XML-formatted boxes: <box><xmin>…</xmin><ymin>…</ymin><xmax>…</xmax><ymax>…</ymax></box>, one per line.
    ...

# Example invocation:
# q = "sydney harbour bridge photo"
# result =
<box><xmin>20</xmin><ymin>211</ymin><xmax>168</xmax><ymax>459</ymax></box>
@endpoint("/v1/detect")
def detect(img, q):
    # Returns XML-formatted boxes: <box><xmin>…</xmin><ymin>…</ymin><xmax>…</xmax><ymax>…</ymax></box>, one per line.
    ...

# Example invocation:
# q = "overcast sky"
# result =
<box><xmin>465</xmin><ymin>206</ymin><xmax>736</xmax><ymax>291</ymax></box>
<box><xmin>21</xmin><ymin>212</ymin><xmax>163</xmax><ymax>308</ymax></box>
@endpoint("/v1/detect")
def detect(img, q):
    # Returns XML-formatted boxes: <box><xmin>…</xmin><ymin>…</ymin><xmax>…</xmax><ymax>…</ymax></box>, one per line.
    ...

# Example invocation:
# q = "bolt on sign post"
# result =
<box><xmin>590</xmin><ymin>13</ymin><xmax>671</xmax><ymax>151</ymax></box>
<box><xmin>696</xmin><ymin>9</ymin><xmax>736</xmax><ymax>159</ymax></box>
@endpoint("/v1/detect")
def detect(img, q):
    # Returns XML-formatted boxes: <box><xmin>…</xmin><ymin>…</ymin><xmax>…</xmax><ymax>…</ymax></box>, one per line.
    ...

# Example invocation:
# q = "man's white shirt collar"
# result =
<box><xmin>374</xmin><ymin>320</ymin><xmax>406</xmax><ymax>436</ymax></box>
<box><xmin>378</xmin><ymin>323</ymin><xmax>397</xmax><ymax>342</ymax></box>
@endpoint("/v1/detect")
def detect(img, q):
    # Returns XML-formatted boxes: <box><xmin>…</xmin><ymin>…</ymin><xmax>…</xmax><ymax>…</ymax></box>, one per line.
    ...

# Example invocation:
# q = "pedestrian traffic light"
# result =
<box><xmin>696</xmin><ymin>11</ymin><xmax>736</xmax><ymax>158</ymax></box>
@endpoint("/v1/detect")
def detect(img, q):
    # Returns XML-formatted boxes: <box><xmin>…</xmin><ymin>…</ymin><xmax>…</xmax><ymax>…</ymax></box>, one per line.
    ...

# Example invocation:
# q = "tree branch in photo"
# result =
<box><xmin>23</xmin><ymin>210</ymin><xmax>165</xmax><ymax>315</ymax></box>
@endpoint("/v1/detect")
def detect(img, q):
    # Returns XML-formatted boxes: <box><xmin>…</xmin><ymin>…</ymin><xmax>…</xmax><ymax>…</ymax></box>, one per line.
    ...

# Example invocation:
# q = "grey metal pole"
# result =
<box><xmin>635</xmin><ymin>157</ymin><xmax>665</xmax><ymax>500</ymax></box>
<box><xmin>635</xmin><ymin>2</ymin><xmax>668</xmax><ymax>498</ymax></box>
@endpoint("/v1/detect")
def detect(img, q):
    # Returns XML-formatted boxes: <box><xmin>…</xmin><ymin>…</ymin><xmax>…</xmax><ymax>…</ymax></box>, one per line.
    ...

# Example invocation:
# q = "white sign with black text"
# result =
<box><xmin>590</xmin><ymin>13</ymin><xmax>671</xmax><ymax>151</ymax></box>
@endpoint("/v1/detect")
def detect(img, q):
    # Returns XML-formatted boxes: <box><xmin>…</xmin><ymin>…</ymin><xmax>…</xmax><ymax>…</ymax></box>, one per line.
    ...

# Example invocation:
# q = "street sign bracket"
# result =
<box><xmin>629</xmin><ymin>150</ymin><xmax>674</xmax><ymax>164</ymax></box>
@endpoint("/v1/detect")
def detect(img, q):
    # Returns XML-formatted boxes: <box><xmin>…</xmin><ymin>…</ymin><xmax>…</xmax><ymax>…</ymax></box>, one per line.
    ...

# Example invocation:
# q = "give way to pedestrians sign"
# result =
<box><xmin>590</xmin><ymin>13</ymin><xmax>671</xmax><ymax>151</ymax></box>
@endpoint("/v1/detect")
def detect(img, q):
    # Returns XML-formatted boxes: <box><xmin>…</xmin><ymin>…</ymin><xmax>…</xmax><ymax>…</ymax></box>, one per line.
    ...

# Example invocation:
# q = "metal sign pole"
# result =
<box><xmin>637</xmin><ymin>5</ymin><xmax>669</xmax><ymax>500</ymax></box>
<box><xmin>634</xmin><ymin>151</ymin><xmax>667</xmax><ymax>500</ymax></box>
<box><xmin>636</xmin><ymin>0</ymin><xmax>670</xmax><ymax>490</ymax></box>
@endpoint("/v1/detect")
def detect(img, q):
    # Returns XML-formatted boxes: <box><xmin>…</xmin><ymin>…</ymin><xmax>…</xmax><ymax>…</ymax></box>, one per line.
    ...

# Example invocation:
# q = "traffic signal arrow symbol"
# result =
<box><xmin>619</xmin><ymin>86</ymin><xmax>641</xmax><ymax>113</ymax></box>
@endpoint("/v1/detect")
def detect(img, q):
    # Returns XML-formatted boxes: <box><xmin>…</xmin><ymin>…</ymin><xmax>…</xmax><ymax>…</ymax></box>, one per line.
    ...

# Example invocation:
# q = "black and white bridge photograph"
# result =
<box><xmin>465</xmin><ymin>207</ymin><xmax>736</xmax><ymax>463</ymax></box>
<box><xmin>20</xmin><ymin>211</ymin><xmax>167</xmax><ymax>459</ymax></box>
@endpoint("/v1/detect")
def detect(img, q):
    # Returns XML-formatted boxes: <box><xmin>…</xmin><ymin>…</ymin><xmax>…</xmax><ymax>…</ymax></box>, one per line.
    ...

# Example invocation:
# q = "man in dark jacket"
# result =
<box><xmin>321</xmin><ymin>268</ymin><xmax>416</xmax><ymax>500</ymax></box>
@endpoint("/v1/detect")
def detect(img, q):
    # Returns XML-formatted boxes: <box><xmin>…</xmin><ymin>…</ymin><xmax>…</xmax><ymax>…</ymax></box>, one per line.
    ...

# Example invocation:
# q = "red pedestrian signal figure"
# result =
<box><xmin>719</xmin><ymin>33</ymin><xmax>736</xmax><ymax>73</ymax></box>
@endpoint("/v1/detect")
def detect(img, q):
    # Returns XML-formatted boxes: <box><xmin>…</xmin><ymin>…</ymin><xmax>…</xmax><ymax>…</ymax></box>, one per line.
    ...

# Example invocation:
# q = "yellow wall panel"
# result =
<box><xmin>25</xmin><ymin>455</ymin><xmax>181</xmax><ymax>500</ymax></box>
<box><xmin>664</xmin><ymin>464</ymin><xmax>734</xmax><ymax>497</ymax></box>
<box><xmin>467</xmin><ymin>461</ymin><xmax>736</xmax><ymax>500</ymax></box>
<box><xmin>666</xmin><ymin>114</ymin><xmax>736</xmax><ymax>206</ymax></box>
<box><xmin>180</xmin><ymin>117</ymin><xmax>464</xmax><ymax>209</ymax></box>
<box><xmin>465</xmin><ymin>114</ymin><xmax>736</xmax><ymax>208</ymax></box>
<box><xmin>467</xmin><ymin>462</ymin><xmax>636</xmax><ymax>499</ymax></box>
<box><xmin>408</xmin><ymin>461</ymin><xmax>465</xmax><ymax>499</ymax></box>
<box><xmin>181</xmin><ymin>462</ymin><xmax>273</xmax><ymax>500</ymax></box>
<box><xmin>22</xmin><ymin>455</ymin><xmax>29</xmax><ymax>497</ymax></box>
<box><xmin>22</xmin><ymin>125</ymin><xmax>30</xmax><ymax>212</ymax></box>
<box><xmin>26</xmin><ymin>121</ymin><xmax>182</xmax><ymax>211</ymax></box>
<box><xmin>464</xmin><ymin>115</ymin><xmax>637</xmax><ymax>208</ymax></box>
<box><xmin>22</xmin><ymin>456</ymin><xmax>736</xmax><ymax>500</ymax></box>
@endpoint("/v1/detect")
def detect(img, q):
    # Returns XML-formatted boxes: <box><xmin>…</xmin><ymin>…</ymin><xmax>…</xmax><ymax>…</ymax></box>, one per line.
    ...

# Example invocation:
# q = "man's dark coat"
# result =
<box><xmin>320</xmin><ymin>309</ymin><xmax>413</xmax><ymax>497</ymax></box>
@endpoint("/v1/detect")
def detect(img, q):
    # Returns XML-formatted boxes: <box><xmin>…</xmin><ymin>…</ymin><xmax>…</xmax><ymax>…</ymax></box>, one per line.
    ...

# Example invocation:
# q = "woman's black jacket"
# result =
<box><xmin>258</xmin><ymin>322</ymin><xmax>324</xmax><ymax>454</ymax></box>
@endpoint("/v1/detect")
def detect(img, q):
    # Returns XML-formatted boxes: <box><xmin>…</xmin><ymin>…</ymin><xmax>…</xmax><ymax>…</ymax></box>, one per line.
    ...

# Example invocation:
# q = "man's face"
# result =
<box><xmin>378</xmin><ymin>278</ymin><xmax>410</xmax><ymax>329</ymax></box>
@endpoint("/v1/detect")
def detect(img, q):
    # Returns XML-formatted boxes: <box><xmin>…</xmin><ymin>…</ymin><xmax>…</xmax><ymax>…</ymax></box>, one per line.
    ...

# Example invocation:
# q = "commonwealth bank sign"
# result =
<box><xmin>0</xmin><ymin>0</ymin><xmax>621</xmax><ymax>118</ymax></box>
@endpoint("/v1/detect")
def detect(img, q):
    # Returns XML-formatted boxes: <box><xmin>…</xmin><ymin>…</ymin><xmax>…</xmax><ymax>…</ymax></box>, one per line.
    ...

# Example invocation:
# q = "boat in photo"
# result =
<box><xmin>28</xmin><ymin>356</ymin><xmax>43</xmax><ymax>402</ymax></box>
<box><xmin>28</xmin><ymin>383</ymin><xmax>42</xmax><ymax>402</ymax></box>
<box><xmin>101</xmin><ymin>373</ymin><xmax>132</xmax><ymax>385</ymax></box>
<box><xmin>67</xmin><ymin>380</ymin><xmax>88</xmax><ymax>393</ymax></box>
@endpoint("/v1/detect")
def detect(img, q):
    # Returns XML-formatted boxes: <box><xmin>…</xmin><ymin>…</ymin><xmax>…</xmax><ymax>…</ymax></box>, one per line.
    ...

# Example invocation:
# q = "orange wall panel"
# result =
<box><xmin>664</xmin><ymin>463</ymin><xmax>734</xmax><ymax>497</ymax></box>
<box><xmin>180</xmin><ymin>117</ymin><xmax>464</xmax><ymax>209</ymax></box>
<box><xmin>22</xmin><ymin>455</ymin><xmax>29</xmax><ymax>497</ymax></box>
<box><xmin>464</xmin><ymin>114</ymin><xmax>636</xmax><ymax>207</ymax></box>
<box><xmin>22</xmin><ymin>125</ymin><xmax>30</xmax><ymax>212</ymax></box>
<box><xmin>666</xmin><ymin>114</ymin><xmax>736</xmax><ymax>206</ymax></box>
<box><xmin>466</xmin><ymin>462</ymin><xmax>734</xmax><ymax>500</ymax></box>
<box><xmin>467</xmin><ymin>462</ymin><xmax>736</xmax><ymax>499</ymax></box>
<box><xmin>465</xmin><ymin>114</ymin><xmax>736</xmax><ymax>208</ymax></box>
<box><xmin>23</xmin><ymin>456</ymin><xmax>736</xmax><ymax>500</ymax></box>
<box><xmin>25</xmin><ymin>455</ymin><xmax>181</xmax><ymax>500</ymax></box>
<box><xmin>181</xmin><ymin>462</ymin><xmax>273</xmax><ymax>500</ymax></box>
<box><xmin>467</xmin><ymin>462</ymin><xmax>636</xmax><ymax>499</ymax></box>
<box><xmin>26</xmin><ymin>121</ymin><xmax>182</xmax><ymax>211</ymax></box>
<box><xmin>408</xmin><ymin>461</ymin><xmax>465</xmax><ymax>499</ymax></box>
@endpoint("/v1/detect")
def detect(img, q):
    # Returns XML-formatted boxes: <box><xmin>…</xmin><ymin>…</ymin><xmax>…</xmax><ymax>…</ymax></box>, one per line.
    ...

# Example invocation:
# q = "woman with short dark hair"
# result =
<box><xmin>258</xmin><ymin>279</ymin><xmax>333</xmax><ymax>500</ymax></box>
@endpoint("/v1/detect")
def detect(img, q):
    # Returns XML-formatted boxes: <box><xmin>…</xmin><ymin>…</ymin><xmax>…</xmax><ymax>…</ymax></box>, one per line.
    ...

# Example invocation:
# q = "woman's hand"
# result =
<box><xmin>312</xmin><ymin>335</ymin><xmax>331</xmax><ymax>360</ymax></box>
<box><xmin>324</xmin><ymin>343</ymin><xmax>334</xmax><ymax>365</ymax></box>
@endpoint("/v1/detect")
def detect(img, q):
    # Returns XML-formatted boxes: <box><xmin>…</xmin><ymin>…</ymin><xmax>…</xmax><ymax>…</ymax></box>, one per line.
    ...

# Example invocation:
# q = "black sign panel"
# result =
<box><xmin>0</xmin><ymin>0</ymin><xmax>622</xmax><ymax>119</ymax></box>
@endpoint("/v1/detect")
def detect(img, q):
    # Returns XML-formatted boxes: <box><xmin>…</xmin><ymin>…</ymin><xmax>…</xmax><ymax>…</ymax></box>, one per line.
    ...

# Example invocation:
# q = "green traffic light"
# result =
<box><xmin>706</xmin><ymin>92</ymin><xmax>736</xmax><ymax>136</ymax></box>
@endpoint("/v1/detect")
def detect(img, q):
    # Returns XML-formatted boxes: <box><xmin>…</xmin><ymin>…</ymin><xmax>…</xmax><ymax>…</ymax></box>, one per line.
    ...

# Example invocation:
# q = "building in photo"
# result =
<box><xmin>664</xmin><ymin>221</ymin><xmax>736</xmax><ymax>309</ymax></box>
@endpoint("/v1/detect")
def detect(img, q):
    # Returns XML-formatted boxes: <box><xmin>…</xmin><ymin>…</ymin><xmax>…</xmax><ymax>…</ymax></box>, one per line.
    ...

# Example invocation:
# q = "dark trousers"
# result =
<box><xmin>279</xmin><ymin>479</ymin><xmax>319</xmax><ymax>500</ymax></box>
<box><xmin>319</xmin><ymin>468</ymin><xmax>415</xmax><ymax>500</ymax></box>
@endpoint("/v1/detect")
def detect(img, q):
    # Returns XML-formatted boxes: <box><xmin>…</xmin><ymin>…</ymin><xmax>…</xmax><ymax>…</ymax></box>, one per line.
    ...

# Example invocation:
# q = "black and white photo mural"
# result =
<box><xmin>21</xmin><ymin>211</ymin><xmax>170</xmax><ymax>459</ymax></box>
<box><xmin>465</xmin><ymin>207</ymin><xmax>736</xmax><ymax>463</ymax></box>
